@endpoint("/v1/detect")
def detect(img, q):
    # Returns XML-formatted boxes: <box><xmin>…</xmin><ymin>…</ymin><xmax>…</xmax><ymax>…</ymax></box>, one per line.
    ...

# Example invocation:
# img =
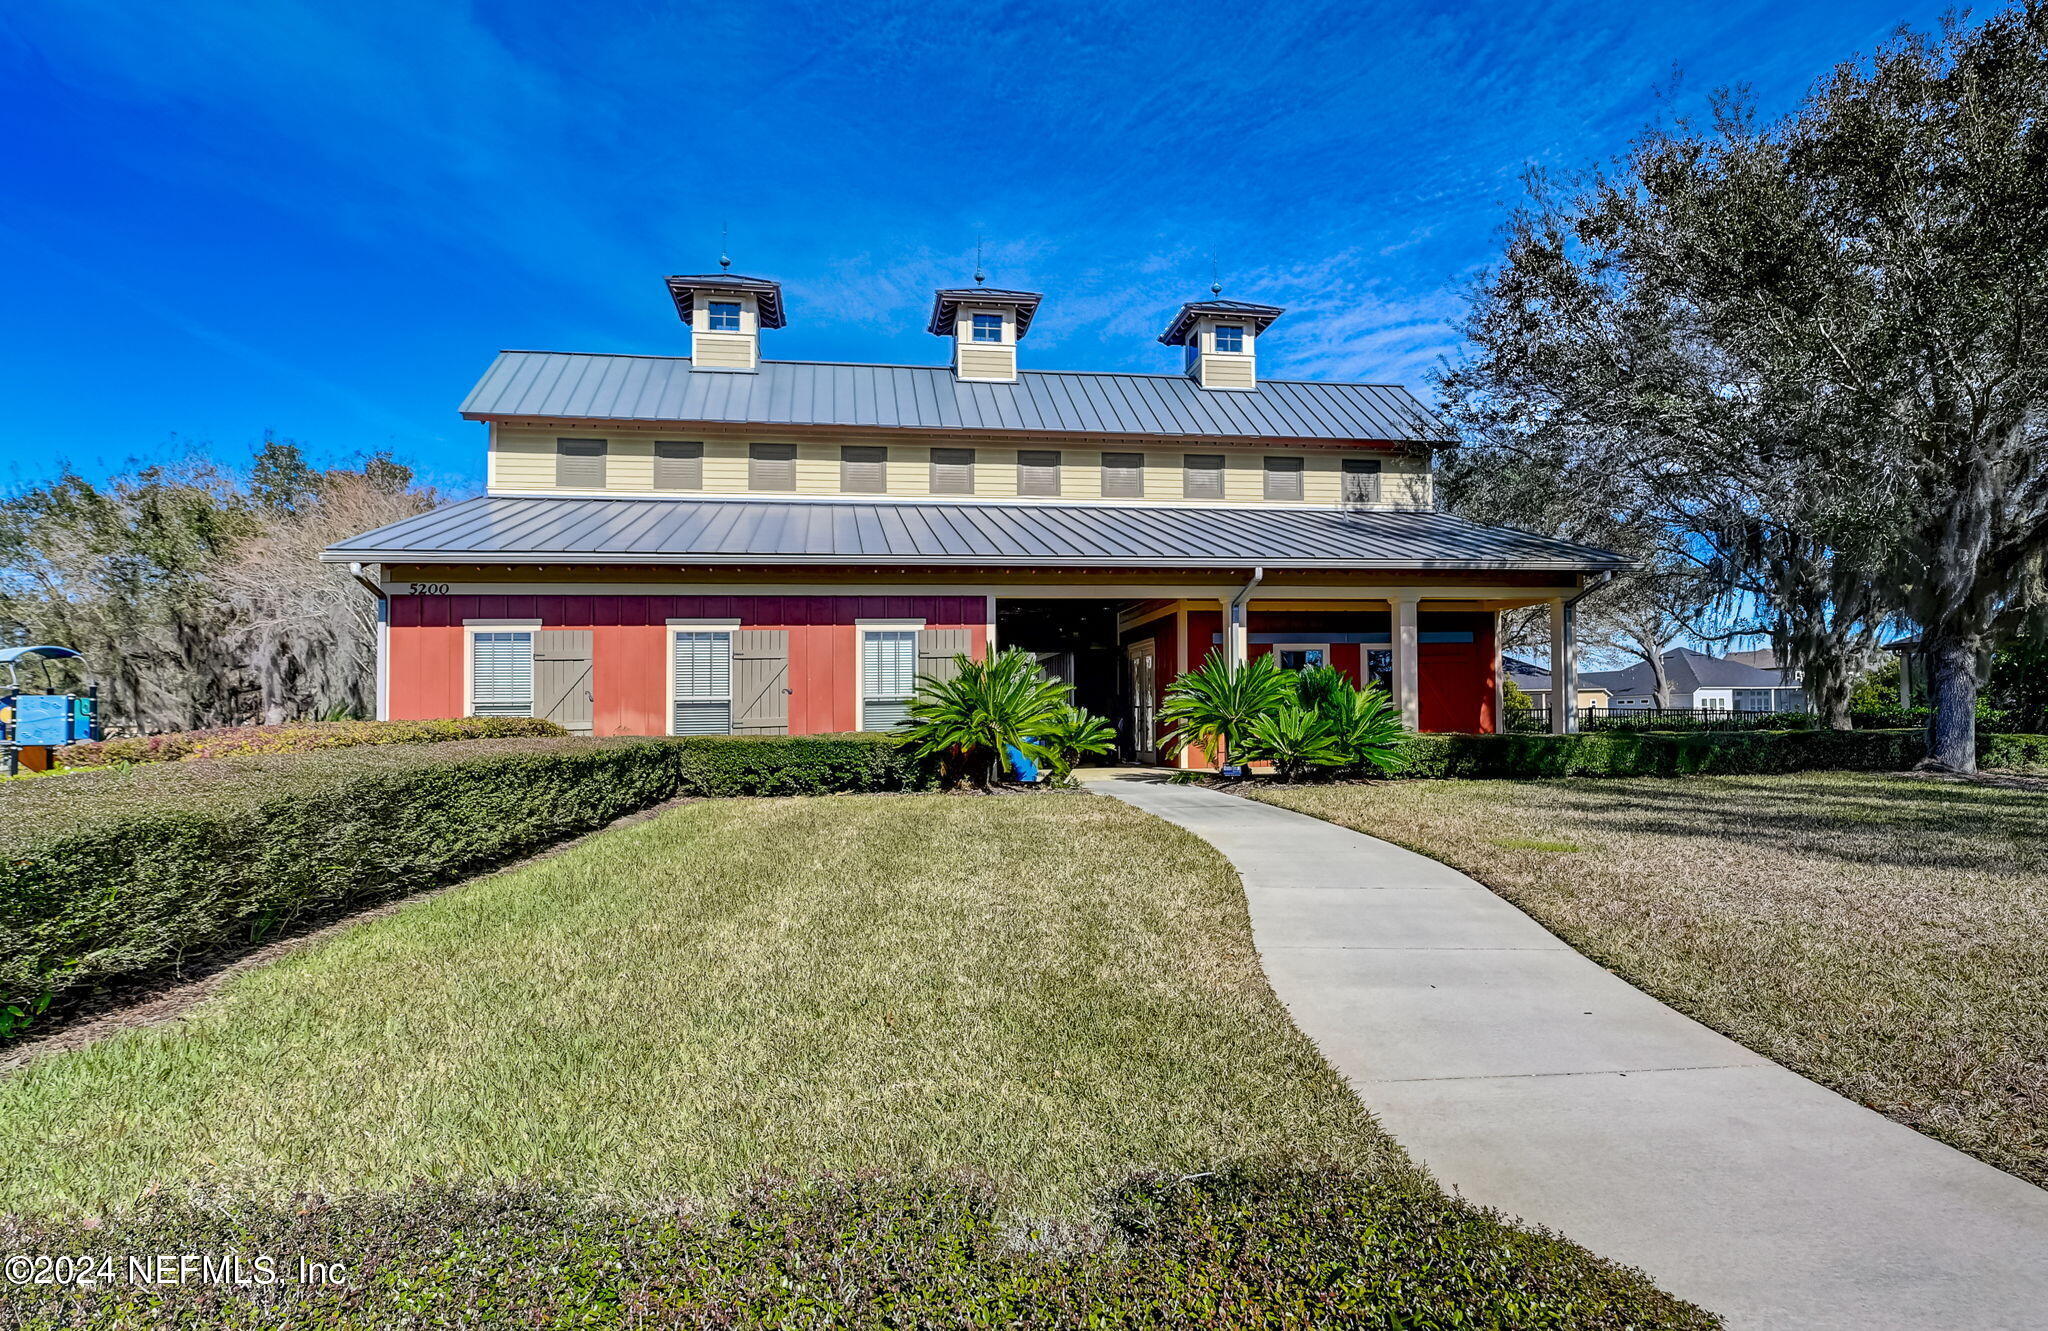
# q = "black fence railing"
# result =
<box><xmin>1515</xmin><ymin>706</ymin><xmax>1819</xmax><ymax>733</ymax></box>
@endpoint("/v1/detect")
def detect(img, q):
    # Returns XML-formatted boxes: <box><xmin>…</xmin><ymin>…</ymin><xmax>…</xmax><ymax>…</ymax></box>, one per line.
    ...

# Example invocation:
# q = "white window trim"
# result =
<box><xmin>462</xmin><ymin>620</ymin><xmax>542</xmax><ymax>718</ymax></box>
<box><xmin>855</xmin><ymin>619</ymin><xmax>926</xmax><ymax>732</ymax></box>
<box><xmin>1273</xmin><ymin>641</ymin><xmax>1333</xmax><ymax>670</ymax></box>
<box><xmin>665</xmin><ymin>620</ymin><xmax>740</xmax><ymax>737</ymax></box>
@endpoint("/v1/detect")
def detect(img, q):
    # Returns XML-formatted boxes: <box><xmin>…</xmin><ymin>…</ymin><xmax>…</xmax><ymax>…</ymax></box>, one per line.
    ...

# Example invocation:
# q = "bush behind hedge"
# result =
<box><xmin>0</xmin><ymin>734</ymin><xmax>932</xmax><ymax>1029</ymax></box>
<box><xmin>57</xmin><ymin>716</ymin><xmax>568</xmax><ymax>769</ymax></box>
<box><xmin>0</xmin><ymin>1170</ymin><xmax>1713</xmax><ymax>1329</ymax></box>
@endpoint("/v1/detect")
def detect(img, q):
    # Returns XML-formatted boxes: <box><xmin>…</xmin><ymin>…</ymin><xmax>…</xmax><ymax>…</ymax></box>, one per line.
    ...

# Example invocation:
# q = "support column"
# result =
<box><xmin>1221</xmin><ymin>596</ymin><xmax>1249</xmax><ymax>667</ymax></box>
<box><xmin>1549</xmin><ymin>598</ymin><xmax>1578</xmax><ymax>734</ymax></box>
<box><xmin>1391</xmin><ymin>595</ymin><xmax>1420</xmax><ymax>730</ymax></box>
<box><xmin>1491</xmin><ymin>609</ymin><xmax>1505</xmax><ymax>734</ymax></box>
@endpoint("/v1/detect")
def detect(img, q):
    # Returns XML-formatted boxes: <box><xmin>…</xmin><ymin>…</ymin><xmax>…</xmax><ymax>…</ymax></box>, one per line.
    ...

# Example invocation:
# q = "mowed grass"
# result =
<box><xmin>1251</xmin><ymin>773</ymin><xmax>2048</xmax><ymax>1185</ymax></box>
<box><xmin>0</xmin><ymin>793</ymin><xmax>1395</xmax><ymax>1217</ymax></box>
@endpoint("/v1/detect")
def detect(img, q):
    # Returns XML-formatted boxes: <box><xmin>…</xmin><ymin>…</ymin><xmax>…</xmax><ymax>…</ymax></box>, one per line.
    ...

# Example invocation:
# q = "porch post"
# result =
<box><xmin>1221</xmin><ymin>596</ymin><xmax>1248</xmax><ymax>667</ymax></box>
<box><xmin>1391</xmin><ymin>594</ymin><xmax>1420</xmax><ymax>730</ymax></box>
<box><xmin>1549</xmin><ymin>598</ymin><xmax>1578</xmax><ymax>733</ymax></box>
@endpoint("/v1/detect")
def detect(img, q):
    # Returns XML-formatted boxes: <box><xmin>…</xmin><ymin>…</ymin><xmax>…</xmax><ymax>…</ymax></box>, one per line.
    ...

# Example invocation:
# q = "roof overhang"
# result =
<box><xmin>665</xmin><ymin>274</ymin><xmax>787</xmax><ymax>328</ymax></box>
<box><xmin>1159</xmin><ymin>299</ymin><xmax>1286</xmax><ymax>346</ymax></box>
<box><xmin>927</xmin><ymin>288</ymin><xmax>1043</xmax><ymax>338</ymax></box>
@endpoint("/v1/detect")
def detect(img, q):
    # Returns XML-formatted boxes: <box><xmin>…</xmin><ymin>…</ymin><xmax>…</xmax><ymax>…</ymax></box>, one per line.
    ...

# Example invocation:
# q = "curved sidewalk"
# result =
<box><xmin>1085</xmin><ymin>775</ymin><xmax>2048</xmax><ymax>1330</ymax></box>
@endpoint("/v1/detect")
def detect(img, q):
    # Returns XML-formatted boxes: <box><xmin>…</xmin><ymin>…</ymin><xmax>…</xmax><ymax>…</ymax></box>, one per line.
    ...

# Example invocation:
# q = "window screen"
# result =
<box><xmin>1017</xmin><ymin>450</ymin><xmax>1061</xmax><ymax>497</ymax></box>
<box><xmin>654</xmin><ymin>441</ymin><xmax>702</xmax><ymax>490</ymax></box>
<box><xmin>1183</xmin><ymin>454</ymin><xmax>1226</xmax><ymax>500</ymax></box>
<box><xmin>471</xmin><ymin>631</ymin><xmax>534</xmax><ymax>716</ymax></box>
<box><xmin>708</xmin><ymin>301</ymin><xmax>741</xmax><ymax>332</ymax></box>
<box><xmin>556</xmin><ymin>438</ymin><xmax>607</xmax><ymax>489</ymax></box>
<box><xmin>672</xmin><ymin>631</ymin><xmax>733</xmax><ymax>735</ymax></box>
<box><xmin>861</xmin><ymin>630</ymin><xmax>918</xmax><ymax>730</ymax></box>
<box><xmin>749</xmin><ymin>442</ymin><xmax>797</xmax><ymax>491</ymax></box>
<box><xmin>841</xmin><ymin>445</ymin><xmax>888</xmax><ymax>493</ymax></box>
<box><xmin>1101</xmin><ymin>452</ymin><xmax>1145</xmax><ymax>498</ymax></box>
<box><xmin>930</xmin><ymin>448</ymin><xmax>975</xmax><ymax>495</ymax></box>
<box><xmin>1341</xmin><ymin>457</ymin><xmax>1382</xmax><ymax>503</ymax></box>
<box><xmin>1263</xmin><ymin>455</ymin><xmax>1304</xmax><ymax>501</ymax></box>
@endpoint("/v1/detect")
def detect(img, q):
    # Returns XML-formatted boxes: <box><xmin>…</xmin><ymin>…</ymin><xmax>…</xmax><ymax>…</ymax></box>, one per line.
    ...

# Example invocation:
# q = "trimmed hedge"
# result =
<box><xmin>0</xmin><ymin>734</ymin><xmax>933</xmax><ymax>1030</ymax></box>
<box><xmin>1981</xmin><ymin>731</ymin><xmax>2048</xmax><ymax>772</ymax></box>
<box><xmin>0</xmin><ymin>1171</ymin><xmax>1713</xmax><ymax>1329</ymax></box>
<box><xmin>58</xmin><ymin>716</ymin><xmax>568</xmax><ymax>768</ymax></box>
<box><xmin>1394</xmin><ymin>727</ymin><xmax>1931</xmax><ymax>779</ymax></box>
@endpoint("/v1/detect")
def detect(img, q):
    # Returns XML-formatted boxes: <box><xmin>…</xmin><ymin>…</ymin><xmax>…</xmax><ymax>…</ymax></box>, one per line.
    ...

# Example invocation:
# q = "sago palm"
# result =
<box><xmin>897</xmin><ymin>648</ymin><xmax>1075</xmax><ymax>787</ymax></box>
<box><xmin>1039</xmin><ymin>702</ymin><xmax>1118</xmax><ymax>782</ymax></box>
<box><xmin>1242</xmin><ymin>703</ymin><xmax>1346</xmax><ymax>781</ymax></box>
<box><xmin>1158</xmin><ymin>651</ymin><xmax>1295</xmax><ymax>763</ymax></box>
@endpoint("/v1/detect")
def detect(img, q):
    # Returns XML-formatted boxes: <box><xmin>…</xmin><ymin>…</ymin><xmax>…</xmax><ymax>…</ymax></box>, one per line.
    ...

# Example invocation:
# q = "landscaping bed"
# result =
<box><xmin>1250</xmin><ymin>772</ymin><xmax>2048</xmax><ymax>1186</ymax></box>
<box><xmin>0</xmin><ymin>794</ymin><xmax>1709</xmax><ymax>1326</ymax></box>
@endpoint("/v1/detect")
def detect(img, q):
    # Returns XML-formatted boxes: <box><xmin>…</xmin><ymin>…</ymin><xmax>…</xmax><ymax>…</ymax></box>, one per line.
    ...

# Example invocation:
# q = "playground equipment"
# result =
<box><xmin>0</xmin><ymin>645</ymin><xmax>97</xmax><ymax>774</ymax></box>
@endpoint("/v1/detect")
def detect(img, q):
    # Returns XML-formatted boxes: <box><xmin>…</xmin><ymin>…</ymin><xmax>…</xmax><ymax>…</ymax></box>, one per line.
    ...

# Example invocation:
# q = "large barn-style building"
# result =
<box><xmin>323</xmin><ymin>269</ymin><xmax>1624</xmax><ymax>763</ymax></box>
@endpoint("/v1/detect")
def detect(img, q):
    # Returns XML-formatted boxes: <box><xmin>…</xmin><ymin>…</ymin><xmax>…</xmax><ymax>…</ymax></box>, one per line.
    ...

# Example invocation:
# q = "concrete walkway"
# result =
<box><xmin>1084</xmin><ymin>775</ymin><xmax>2048</xmax><ymax>1330</ymax></box>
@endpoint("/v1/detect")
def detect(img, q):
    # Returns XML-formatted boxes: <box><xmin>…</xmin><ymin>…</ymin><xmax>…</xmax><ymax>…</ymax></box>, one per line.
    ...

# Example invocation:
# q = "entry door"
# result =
<box><xmin>1127</xmin><ymin>640</ymin><xmax>1158</xmax><ymax>762</ymax></box>
<box><xmin>534</xmin><ymin>630</ymin><xmax>595</xmax><ymax>734</ymax></box>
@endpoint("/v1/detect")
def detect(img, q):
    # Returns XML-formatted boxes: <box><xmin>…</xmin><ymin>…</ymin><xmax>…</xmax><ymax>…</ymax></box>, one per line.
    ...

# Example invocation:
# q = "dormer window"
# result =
<box><xmin>1214</xmin><ymin>325</ymin><xmax>1245</xmax><ymax>353</ymax></box>
<box><xmin>928</xmin><ymin>287</ymin><xmax>1042</xmax><ymax>383</ymax></box>
<box><xmin>971</xmin><ymin>313</ymin><xmax>1003</xmax><ymax>343</ymax></box>
<box><xmin>708</xmin><ymin>301</ymin><xmax>742</xmax><ymax>333</ymax></box>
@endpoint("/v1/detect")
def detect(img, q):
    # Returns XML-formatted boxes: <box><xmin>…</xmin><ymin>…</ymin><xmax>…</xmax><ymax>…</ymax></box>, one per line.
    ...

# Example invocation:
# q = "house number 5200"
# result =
<box><xmin>408</xmin><ymin>583</ymin><xmax>451</xmax><ymax>595</ymax></box>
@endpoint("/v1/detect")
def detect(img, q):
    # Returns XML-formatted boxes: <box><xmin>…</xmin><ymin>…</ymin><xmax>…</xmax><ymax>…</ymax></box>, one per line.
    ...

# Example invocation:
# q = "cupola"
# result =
<box><xmin>928</xmin><ymin>283</ymin><xmax>1042</xmax><ymax>383</ymax></box>
<box><xmin>1158</xmin><ymin>294</ymin><xmax>1284</xmax><ymax>391</ymax></box>
<box><xmin>666</xmin><ymin>262</ymin><xmax>787</xmax><ymax>372</ymax></box>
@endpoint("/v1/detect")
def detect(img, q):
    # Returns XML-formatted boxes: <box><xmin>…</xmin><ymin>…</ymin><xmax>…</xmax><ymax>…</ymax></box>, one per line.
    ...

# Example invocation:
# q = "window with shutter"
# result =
<box><xmin>1101</xmin><ymin>452</ymin><xmax>1144</xmax><ymax>498</ymax></box>
<box><xmin>1017</xmin><ymin>450</ymin><xmax>1061</xmax><ymax>497</ymax></box>
<box><xmin>749</xmin><ymin>443</ymin><xmax>797</xmax><ymax>491</ymax></box>
<box><xmin>929</xmin><ymin>448</ymin><xmax>975</xmax><ymax>495</ymax></box>
<box><xmin>556</xmin><ymin>438</ymin><xmax>607</xmax><ymax>489</ymax></box>
<box><xmin>840</xmin><ymin>445</ymin><xmax>888</xmax><ymax>493</ymax></box>
<box><xmin>1183</xmin><ymin>454</ymin><xmax>1225</xmax><ymax>501</ymax></box>
<box><xmin>1341</xmin><ymin>457</ymin><xmax>1382</xmax><ymax>503</ymax></box>
<box><xmin>671</xmin><ymin>631</ymin><xmax>733</xmax><ymax>734</ymax></box>
<box><xmin>471</xmin><ymin>632</ymin><xmax>534</xmax><ymax>716</ymax></box>
<box><xmin>1263</xmin><ymin>455</ymin><xmax>1304</xmax><ymax>501</ymax></box>
<box><xmin>654</xmin><ymin>441</ymin><xmax>703</xmax><ymax>490</ymax></box>
<box><xmin>860</xmin><ymin>630</ymin><xmax>918</xmax><ymax>730</ymax></box>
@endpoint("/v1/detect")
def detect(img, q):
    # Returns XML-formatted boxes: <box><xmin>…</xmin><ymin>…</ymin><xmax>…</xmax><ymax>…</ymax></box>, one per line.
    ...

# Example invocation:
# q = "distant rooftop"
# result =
<box><xmin>461</xmin><ymin>350</ymin><xmax>1453</xmax><ymax>443</ymax></box>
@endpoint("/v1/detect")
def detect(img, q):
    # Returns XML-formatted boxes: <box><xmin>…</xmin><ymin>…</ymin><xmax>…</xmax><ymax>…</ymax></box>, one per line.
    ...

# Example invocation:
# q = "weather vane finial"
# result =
<box><xmin>719</xmin><ymin>222</ymin><xmax>731</xmax><ymax>271</ymax></box>
<box><xmin>973</xmin><ymin>236</ymin><xmax>986</xmax><ymax>286</ymax></box>
<box><xmin>1210</xmin><ymin>256</ymin><xmax>1222</xmax><ymax>297</ymax></box>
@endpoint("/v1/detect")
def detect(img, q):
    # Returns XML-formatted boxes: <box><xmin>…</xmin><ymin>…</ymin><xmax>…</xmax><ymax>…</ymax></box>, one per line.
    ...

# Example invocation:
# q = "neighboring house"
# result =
<box><xmin>322</xmin><ymin>269</ymin><xmax>1627</xmax><ymax>763</ymax></box>
<box><xmin>1580</xmin><ymin>647</ymin><xmax>1807</xmax><ymax>712</ymax></box>
<box><xmin>1501</xmin><ymin>656</ymin><xmax>1609</xmax><ymax>708</ymax></box>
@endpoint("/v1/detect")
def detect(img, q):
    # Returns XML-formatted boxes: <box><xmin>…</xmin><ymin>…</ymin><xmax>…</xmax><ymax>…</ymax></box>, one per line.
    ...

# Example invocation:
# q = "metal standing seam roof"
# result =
<box><xmin>459</xmin><ymin>351</ymin><xmax>1454</xmax><ymax>443</ymax></box>
<box><xmin>322</xmin><ymin>495</ymin><xmax>1629</xmax><ymax>571</ymax></box>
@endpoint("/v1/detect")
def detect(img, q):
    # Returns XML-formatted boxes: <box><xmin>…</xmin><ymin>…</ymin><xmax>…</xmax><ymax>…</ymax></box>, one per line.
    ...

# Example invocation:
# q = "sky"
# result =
<box><xmin>1</xmin><ymin>0</ymin><xmax>1956</xmax><ymax>494</ymax></box>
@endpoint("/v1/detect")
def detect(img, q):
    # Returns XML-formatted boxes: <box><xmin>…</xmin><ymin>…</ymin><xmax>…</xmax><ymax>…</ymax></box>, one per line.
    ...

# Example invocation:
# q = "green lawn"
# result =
<box><xmin>1251</xmin><ymin>772</ymin><xmax>2048</xmax><ymax>1186</ymax></box>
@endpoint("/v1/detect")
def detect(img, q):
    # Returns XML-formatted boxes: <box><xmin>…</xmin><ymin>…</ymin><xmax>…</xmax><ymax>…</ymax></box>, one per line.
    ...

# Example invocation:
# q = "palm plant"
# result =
<box><xmin>1318</xmin><ymin>682</ymin><xmax>1407</xmax><ymax>776</ymax></box>
<box><xmin>1038</xmin><ymin>702</ymin><xmax>1118</xmax><ymax>782</ymax></box>
<box><xmin>1241</xmin><ymin>703</ymin><xmax>1346</xmax><ymax>781</ymax></box>
<box><xmin>896</xmin><ymin>648</ymin><xmax>1079</xmax><ymax>788</ymax></box>
<box><xmin>1157</xmin><ymin>651</ymin><xmax>1295</xmax><ymax>765</ymax></box>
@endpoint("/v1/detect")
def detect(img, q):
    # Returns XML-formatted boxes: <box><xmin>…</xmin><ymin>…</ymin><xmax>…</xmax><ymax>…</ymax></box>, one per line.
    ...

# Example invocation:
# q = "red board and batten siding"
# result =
<box><xmin>388</xmin><ymin>595</ymin><xmax>988</xmax><ymax>736</ymax></box>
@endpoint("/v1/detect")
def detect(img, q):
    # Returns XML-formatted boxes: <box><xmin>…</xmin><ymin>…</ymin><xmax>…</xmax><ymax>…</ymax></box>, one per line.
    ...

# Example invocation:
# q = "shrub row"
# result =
<box><xmin>0</xmin><ymin>1171</ymin><xmax>1712</xmax><ymax>1329</ymax></box>
<box><xmin>57</xmin><ymin>716</ymin><xmax>567</xmax><ymax>768</ymax></box>
<box><xmin>1394</xmin><ymin>727</ymin><xmax>1933</xmax><ymax>779</ymax></box>
<box><xmin>0</xmin><ymin>734</ymin><xmax>932</xmax><ymax>1030</ymax></box>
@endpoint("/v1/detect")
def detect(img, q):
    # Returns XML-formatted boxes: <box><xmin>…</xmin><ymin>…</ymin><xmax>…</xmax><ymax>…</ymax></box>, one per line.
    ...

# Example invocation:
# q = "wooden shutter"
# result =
<box><xmin>749</xmin><ymin>443</ymin><xmax>797</xmax><ymax>491</ymax></box>
<box><xmin>840</xmin><ymin>446</ymin><xmax>888</xmax><ymax>494</ymax></box>
<box><xmin>929</xmin><ymin>448</ymin><xmax>975</xmax><ymax>495</ymax></box>
<box><xmin>917</xmin><ymin>628</ymin><xmax>974</xmax><ymax>685</ymax></box>
<box><xmin>654</xmin><ymin>441</ymin><xmax>703</xmax><ymax>490</ymax></box>
<box><xmin>1101</xmin><ymin>452</ymin><xmax>1144</xmax><ymax>498</ymax></box>
<box><xmin>556</xmin><ymin>438</ymin><xmax>607</xmax><ymax>489</ymax></box>
<box><xmin>1183</xmin><ymin>454</ymin><xmax>1225</xmax><ymax>500</ymax></box>
<box><xmin>534</xmin><ymin>630</ymin><xmax>594</xmax><ymax>734</ymax></box>
<box><xmin>1341</xmin><ymin>457</ymin><xmax>1382</xmax><ymax>503</ymax></box>
<box><xmin>470</xmin><ymin>631</ymin><xmax>534</xmax><ymax>716</ymax></box>
<box><xmin>672</xmin><ymin>631</ymin><xmax>733</xmax><ymax>734</ymax></box>
<box><xmin>732</xmin><ymin>630</ymin><xmax>790</xmax><ymax>735</ymax></box>
<box><xmin>1263</xmin><ymin>455</ymin><xmax>1303</xmax><ymax>501</ymax></box>
<box><xmin>1017</xmin><ymin>450</ymin><xmax>1061</xmax><ymax>497</ymax></box>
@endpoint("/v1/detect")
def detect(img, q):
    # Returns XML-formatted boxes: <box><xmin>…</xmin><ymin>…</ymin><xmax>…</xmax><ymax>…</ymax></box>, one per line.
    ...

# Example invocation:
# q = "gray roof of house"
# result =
<box><xmin>1580</xmin><ymin>648</ymin><xmax>1792</xmax><ymax>695</ymax></box>
<box><xmin>323</xmin><ymin>495</ymin><xmax>1628</xmax><ymax>570</ymax></box>
<box><xmin>460</xmin><ymin>351</ymin><xmax>1452</xmax><ymax>443</ymax></box>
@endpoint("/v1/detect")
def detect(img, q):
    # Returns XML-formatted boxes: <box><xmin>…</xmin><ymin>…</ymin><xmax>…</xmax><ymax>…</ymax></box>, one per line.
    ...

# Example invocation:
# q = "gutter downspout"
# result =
<box><xmin>1228</xmin><ymin>566</ymin><xmax>1264</xmax><ymax>666</ymax></box>
<box><xmin>351</xmin><ymin>562</ymin><xmax>391</xmax><ymax>722</ymax></box>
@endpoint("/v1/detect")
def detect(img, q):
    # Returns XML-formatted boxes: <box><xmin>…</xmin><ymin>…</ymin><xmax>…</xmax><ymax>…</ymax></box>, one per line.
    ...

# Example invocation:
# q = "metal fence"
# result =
<box><xmin>1518</xmin><ymin>706</ymin><xmax>1819</xmax><ymax>733</ymax></box>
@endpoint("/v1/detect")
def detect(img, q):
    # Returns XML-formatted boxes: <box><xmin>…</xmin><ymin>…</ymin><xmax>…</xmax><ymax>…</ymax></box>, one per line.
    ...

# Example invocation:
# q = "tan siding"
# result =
<box><xmin>1200</xmin><ymin>356</ymin><xmax>1256</xmax><ymax>391</ymax></box>
<box><xmin>956</xmin><ymin>344</ymin><xmax>1016</xmax><ymax>381</ymax></box>
<box><xmin>692</xmin><ymin>331</ymin><xmax>755</xmax><ymax>370</ymax></box>
<box><xmin>608</xmin><ymin>437</ymin><xmax>655</xmax><ymax>492</ymax></box>
<box><xmin>489</xmin><ymin>428</ymin><xmax>556</xmax><ymax>490</ymax></box>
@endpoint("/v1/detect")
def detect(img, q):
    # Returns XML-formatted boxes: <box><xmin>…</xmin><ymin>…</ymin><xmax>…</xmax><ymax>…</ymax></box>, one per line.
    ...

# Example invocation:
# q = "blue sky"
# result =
<box><xmin>1</xmin><ymin>0</ymin><xmax>1952</xmax><ymax>492</ymax></box>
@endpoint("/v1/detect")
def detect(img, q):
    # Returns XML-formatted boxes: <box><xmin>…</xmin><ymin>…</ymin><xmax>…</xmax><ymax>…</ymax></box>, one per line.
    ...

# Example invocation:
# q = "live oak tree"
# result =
<box><xmin>1439</xmin><ymin>4</ymin><xmax>2048</xmax><ymax>768</ymax></box>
